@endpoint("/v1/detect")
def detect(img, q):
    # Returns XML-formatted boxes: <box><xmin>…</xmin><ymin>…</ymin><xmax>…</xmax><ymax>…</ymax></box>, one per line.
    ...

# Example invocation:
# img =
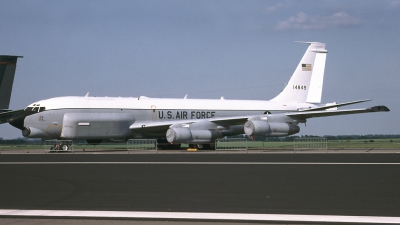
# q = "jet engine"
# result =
<box><xmin>244</xmin><ymin>120</ymin><xmax>299</xmax><ymax>137</ymax></box>
<box><xmin>166</xmin><ymin>128</ymin><xmax>222</xmax><ymax>143</ymax></box>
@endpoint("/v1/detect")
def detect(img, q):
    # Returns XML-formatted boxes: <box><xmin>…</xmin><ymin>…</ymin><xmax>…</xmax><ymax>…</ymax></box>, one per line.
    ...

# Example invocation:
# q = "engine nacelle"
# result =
<box><xmin>244</xmin><ymin>120</ymin><xmax>299</xmax><ymax>137</ymax></box>
<box><xmin>166</xmin><ymin>128</ymin><xmax>221</xmax><ymax>143</ymax></box>
<box><xmin>166</xmin><ymin>128</ymin><xmax>192</xmax><ymax>143</ymax></box>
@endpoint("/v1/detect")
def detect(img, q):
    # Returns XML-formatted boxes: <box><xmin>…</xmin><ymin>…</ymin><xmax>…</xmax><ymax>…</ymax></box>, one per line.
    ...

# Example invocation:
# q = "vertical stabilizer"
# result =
<box><xmin>271</xmin><ymin>42</ymin><xmax>327</xmax><ymax>103</ymax></box>
<box><xmin>0</xmin><ymin>55</ymin><xmax>23</xmax><ymax>109</ymax></box>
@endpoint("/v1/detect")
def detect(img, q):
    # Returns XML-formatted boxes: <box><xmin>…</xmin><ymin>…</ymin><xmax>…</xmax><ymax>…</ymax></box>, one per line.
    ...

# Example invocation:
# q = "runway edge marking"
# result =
<box><xmin>1</xmin><ymin>162</ymin><xmax>400</xmax><ymax>165</ymax></box>
<box><xmin>1</xmin><ymin>209</ymin><xmax>400</xmax><ymax>224</ymax></box>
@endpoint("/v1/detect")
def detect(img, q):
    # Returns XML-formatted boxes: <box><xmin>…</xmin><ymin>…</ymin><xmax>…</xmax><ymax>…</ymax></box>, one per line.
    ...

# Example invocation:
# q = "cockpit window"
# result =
<box><xmin>24</xmin><ymin>107</ymin><xmax>45</xmax><ymax>112</ymax></box>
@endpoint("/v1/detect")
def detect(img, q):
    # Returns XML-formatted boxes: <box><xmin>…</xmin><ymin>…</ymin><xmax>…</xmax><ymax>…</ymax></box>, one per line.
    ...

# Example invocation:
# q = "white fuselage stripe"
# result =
<box><xmin>0</xmin><ymin>209</ymin><xmax>399</xmax><ymax>223</ymax></box>
<box><xmin>29</xmin><ymin>96</ymin><xmax>313</xmax><ymax>111</ymax></box>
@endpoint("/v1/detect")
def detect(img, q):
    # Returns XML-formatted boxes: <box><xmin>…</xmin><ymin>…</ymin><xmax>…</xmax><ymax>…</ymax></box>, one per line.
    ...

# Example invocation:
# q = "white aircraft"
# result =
<box><xmin>2</xmin><ymin>42</ymin><xmax>389</xmax><ymax>149</ymax></box>
<box><xmin>0</xmin><ymin>55</ymin><xmax>23</xmax><ymax>121</ymax></box>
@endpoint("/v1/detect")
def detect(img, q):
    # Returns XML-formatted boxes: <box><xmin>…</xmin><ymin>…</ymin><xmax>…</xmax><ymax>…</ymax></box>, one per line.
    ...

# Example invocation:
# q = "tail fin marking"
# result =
<box><xmin>270</xmin><ymin>42</ymin><xmax>327</xmax><ymax>103</ymax></box>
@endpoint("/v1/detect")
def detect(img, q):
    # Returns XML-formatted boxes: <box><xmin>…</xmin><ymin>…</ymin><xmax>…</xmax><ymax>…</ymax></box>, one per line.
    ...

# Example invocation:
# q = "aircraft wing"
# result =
<box><xmin>286</xmin><ymin>105</ymin><xmax>390</xmax><ymax>119</ymax></box>
<box><xmin>128</xmin><ymin>105</ymin><xmax>389</xmax><ymax>135</ymax></box>
<box><xmin>0</xmin><ymin>109</ymin><xmax>24</xmax><ymax>124</ymax></box>
<box><xmin>130</xmin><ymin>121</ymin><xmax>184</xmax><ymax>129</ymax></box>
<box><xmin>209</xmin><ymin>116</ymin><xmax>250</xmax><ymax>125</ymax></box>
<box><xmin>129</xmin><ymin>116</ymin><xmax>249</xmax><ymax>130</ymax></box>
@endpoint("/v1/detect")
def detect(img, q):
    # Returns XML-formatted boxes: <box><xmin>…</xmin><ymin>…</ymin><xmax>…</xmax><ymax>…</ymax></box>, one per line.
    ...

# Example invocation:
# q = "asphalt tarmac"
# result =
<box><xmin>1</xmin><ymin>150</ymin><xmax>400</xmax><ymax>224</ymax></box>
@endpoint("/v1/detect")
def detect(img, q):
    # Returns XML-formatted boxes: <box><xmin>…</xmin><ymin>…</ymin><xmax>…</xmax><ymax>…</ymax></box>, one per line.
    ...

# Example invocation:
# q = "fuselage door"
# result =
<box><xmin>151</xmin><ymin>105</ymin><xmax>157</xmax><ymax>121</ymax></box>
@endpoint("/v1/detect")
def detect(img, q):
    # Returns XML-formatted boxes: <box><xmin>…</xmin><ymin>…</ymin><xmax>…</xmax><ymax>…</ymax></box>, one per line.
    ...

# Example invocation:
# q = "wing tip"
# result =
<box><xmin>368</xmin><ymin>105</ymin><xmax>390</xmax><ymax>112</ymax></box>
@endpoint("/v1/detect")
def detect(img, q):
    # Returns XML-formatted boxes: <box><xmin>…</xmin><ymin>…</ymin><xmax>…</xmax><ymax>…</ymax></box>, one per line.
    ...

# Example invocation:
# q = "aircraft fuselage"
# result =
<box><xmin>11</xmin><ymin>96</ymin><xmax>313</xmax><ymax>141</ymax></box>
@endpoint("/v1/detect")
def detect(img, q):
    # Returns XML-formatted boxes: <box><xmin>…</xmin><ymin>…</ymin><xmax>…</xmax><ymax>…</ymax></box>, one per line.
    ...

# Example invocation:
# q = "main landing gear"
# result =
<box><xmin>50</xmin><ymin>141</ymin><xmax>70</xmax><ymax>151</ymax></box>
<box><xmin>189</xmin><ymin>143</ymin><xmax>216</xmax><ymax>150</ymax></box>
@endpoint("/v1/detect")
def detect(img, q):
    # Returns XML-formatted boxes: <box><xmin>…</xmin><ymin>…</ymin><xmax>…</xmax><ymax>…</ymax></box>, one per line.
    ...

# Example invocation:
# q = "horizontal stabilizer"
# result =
<box><xmin>287</xmin><ymin>105</ymin><xmax>389</xmax><ymax>119</ymax></box>
<box><xmin>299</xmin><ymin>99</ymin><xmax>372</xmax><ymax>112</ymax></box>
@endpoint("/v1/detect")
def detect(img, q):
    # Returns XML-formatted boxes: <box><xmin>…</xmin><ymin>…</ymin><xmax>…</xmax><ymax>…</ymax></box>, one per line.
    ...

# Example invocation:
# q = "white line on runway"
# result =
<box><xmin>0</xmin><ymin>209</ymin><xmax>399</xmax><ymax>224</ymax></box>
<box><xmin>1</xmin><ymin>162</ymin><xmax>400</xmax><ymax>165</ymax></box>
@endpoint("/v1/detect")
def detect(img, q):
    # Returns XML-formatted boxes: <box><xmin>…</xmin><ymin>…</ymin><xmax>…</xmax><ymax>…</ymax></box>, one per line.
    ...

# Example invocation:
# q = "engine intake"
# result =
<box><xmin>22</xmin><ymin>127</ymin><xmax>47</xmax><ymax>138</ymax></box>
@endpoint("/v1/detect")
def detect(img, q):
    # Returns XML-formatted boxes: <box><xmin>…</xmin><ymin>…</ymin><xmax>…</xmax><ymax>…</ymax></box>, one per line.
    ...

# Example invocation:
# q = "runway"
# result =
<box><xmin>1</xmin><ymin>152</ymin><xmax>400</xmax><ymax>224</ymax></box>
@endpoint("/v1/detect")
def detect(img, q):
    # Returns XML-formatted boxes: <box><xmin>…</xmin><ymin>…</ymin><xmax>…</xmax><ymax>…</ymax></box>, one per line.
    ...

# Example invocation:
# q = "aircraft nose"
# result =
<box><xmin>8</xmin><ymin>111</ymin><xmax>33</xmax><ymax>130</ymax></box>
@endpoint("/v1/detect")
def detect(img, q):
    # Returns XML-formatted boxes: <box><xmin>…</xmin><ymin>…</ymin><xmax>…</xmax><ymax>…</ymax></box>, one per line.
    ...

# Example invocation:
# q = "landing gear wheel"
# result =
<box><xmin>192</xmin><ymin>144</ymin><xmax>215</xmax><ymax>150</ymax></box>
<box><xmin>195</xmin><ymin>144</ymin><xmax>204</xmax><ymax>150</ymax></box>
<box><xmin>62</xmin><ymin>144</ymin><xmax>69</xmax><ymax>151</ymax></box>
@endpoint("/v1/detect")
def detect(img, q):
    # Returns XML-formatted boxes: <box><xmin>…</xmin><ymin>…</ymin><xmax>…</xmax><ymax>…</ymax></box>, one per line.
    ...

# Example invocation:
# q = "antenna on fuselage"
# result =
<box><xmin>85</xmin><ymin>92</ymin><xmax>89</xmax><ymax>97</ymax></box>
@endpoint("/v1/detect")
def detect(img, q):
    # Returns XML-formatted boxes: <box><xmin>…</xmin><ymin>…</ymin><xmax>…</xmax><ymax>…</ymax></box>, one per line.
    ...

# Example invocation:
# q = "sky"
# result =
<box><xmin>0</xmin><ymin>0</ymin><xmax>399</xmax><ymax>139</ymax></box>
